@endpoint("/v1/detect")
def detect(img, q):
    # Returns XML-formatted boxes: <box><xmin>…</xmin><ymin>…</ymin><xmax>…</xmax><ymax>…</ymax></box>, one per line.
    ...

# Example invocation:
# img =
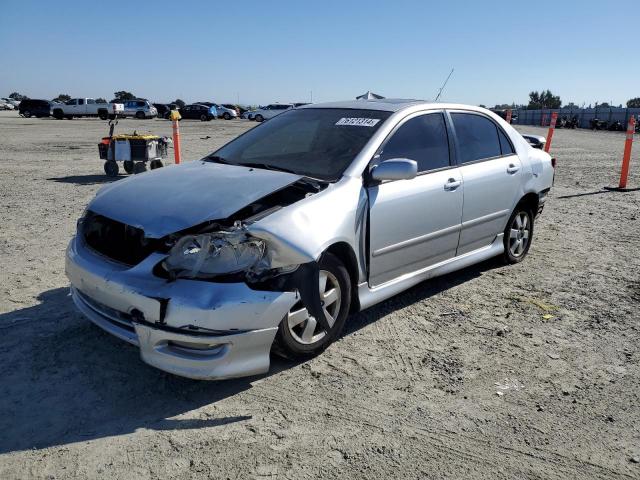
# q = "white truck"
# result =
<box><xmin>52</xmin><ymin>98</ymin><xmax>111</xmax><ymax>120</ymax></box>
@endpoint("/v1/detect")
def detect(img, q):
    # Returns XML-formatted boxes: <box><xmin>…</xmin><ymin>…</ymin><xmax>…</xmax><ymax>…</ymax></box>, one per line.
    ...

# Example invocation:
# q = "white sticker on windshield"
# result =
<box><xmin>335</xmin><ymin>117</ymin><xmax>381</xmax><ymax>127</ymax></box>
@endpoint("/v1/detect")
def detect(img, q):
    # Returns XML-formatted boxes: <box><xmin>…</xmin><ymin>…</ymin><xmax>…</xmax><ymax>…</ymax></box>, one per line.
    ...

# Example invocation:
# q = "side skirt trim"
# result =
<box><xmin>358</xmin><ymin>234</ymin><xmax>504</xmax><ymax>310</ymax></box>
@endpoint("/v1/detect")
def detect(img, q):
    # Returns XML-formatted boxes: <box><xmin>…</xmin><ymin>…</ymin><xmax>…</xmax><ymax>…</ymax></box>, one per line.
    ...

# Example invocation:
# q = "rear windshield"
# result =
<box><xmin>208</xmin><ymin>108</ymin><xmax>391</xmax><ymax>181</ymax></box>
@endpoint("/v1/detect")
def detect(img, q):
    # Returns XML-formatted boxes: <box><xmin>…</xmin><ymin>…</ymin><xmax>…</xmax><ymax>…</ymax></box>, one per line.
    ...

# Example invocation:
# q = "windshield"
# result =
<box><xmin>208</xmin><ymin>108</ymin><xmax>391</xmax><ymax>181</ymax></box>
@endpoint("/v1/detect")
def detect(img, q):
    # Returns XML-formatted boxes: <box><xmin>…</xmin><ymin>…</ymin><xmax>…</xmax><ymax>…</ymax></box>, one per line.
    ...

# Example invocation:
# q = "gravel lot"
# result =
<box><xmin>0</xmin><ymin>111</ymin><xmax>639</xmax><ymax>479</ymax></box>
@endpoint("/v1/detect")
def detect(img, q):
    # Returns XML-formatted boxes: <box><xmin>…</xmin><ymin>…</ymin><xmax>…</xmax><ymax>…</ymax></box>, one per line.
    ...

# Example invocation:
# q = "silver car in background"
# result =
<box><xmin>66</xmin><ymin>99</ymin><xmax>555</xmax><ymax>380</ymax></box>
<box><xmin>213</xmin><ymin>104</ymin><xmax>238</xmax><ymax>120</ymax></box>
<box><xmin>246</xmin><ymin>103</ymin><xmax>294</xmax><ymax>122</ymax></box>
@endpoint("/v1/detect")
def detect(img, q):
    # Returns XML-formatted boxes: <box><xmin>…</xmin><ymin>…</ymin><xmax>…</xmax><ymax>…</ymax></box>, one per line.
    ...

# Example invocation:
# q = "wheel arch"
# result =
<box><xmin>515</xmin><ymin>191</ymin><xmax>539</xmax><ymax>216</ymax></box>
<box><xmin>324</xmin><ymin>242</ymin><xmax>361</xmax><ymax>312</ymax></box>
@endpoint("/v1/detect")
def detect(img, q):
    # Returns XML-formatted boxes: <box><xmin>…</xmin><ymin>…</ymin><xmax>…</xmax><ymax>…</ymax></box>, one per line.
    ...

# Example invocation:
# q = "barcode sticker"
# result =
<box><xmin>335</xmin><ymin>117</ymin><xmax>381</xmax><ymax>127</ymax></box>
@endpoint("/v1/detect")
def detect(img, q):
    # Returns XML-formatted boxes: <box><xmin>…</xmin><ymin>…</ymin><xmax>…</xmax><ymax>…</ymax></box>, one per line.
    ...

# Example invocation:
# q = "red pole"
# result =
<box><xmin>618</xmin><ymin>116</ymin><xmax>636</xmax><ymax>189</ymax></box>
<box><xmin>544</xmin><ymin>112</ymin><xmax>558</xmax><ymax>153</ymax></box>
<box><xmin>172</xmin><ymin>119</ymin><xmax>181</xmax><ymax>164</ymax></box>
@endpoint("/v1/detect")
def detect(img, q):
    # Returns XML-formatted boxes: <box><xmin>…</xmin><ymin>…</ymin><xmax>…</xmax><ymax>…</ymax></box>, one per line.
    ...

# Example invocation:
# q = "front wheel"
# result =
<box><xmin>200</xmin><ymin>114</ymin><xmax>208</xmax><ymax>121</ymax></box>
<box><xmin>23</xmin><ymin>110</ymin><xmax>31</xmax><ymax>118</ymax></box>
<box><xmin>274</xmin><ymin>253</ymin><xmax>351</xmax><ymax>359</ymax></box>
<box><xmin>136</xmin><ymin>111</ymin><xmax>145</xmax><ymax>119</ymax></box>
<box><xmin>223</xmin><ymin>112</ymin><xmax>231</xmax><ymax>120</ymax></box>
<box><xmin>255</xmin><ymin>114</ymin><xmax>264</xmax><ymax>122</ymax></box>
<box><xmin>503</xmin><ymin>207</ymin><xmax>533</xmax><ymax>264</ymax></box>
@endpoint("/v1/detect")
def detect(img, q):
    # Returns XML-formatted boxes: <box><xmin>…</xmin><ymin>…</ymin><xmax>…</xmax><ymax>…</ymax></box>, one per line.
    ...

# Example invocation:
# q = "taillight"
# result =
<box><xmin>551</xmin><ymin>157</ymin><xmax>557</xmax><ymax>169</ymax></box>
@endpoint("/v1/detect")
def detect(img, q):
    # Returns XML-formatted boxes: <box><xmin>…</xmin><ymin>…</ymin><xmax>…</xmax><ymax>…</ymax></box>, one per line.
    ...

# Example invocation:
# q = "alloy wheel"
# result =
<box><xmin>286</xmin><ymin>270</ymin><xmax>341</xmax><ymax>345</ymax></box>
<box><xmin>509</xmin><ymin>212</ymin><xmax>530</xmax><ymax>257</ymax></box>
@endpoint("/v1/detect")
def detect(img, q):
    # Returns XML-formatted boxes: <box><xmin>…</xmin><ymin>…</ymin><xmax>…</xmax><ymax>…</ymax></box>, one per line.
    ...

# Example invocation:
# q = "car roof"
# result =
<box><xmin>299</xmin><ymin>99</ymin><xmax>488</xmax><ymax>113</ymax></box>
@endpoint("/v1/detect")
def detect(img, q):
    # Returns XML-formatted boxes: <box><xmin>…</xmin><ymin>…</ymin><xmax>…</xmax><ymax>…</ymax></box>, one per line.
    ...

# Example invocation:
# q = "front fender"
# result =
<box><xmin>247</xmin><ymin>177</ymin><xmax>366</xmax><ymax>271</ymax></box>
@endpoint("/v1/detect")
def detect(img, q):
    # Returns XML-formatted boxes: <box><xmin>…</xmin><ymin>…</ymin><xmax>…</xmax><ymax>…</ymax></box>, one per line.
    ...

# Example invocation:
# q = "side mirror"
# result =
<box><xmin>521</xmin><ymin>134</ymin><xmax>546</xmax><ymax>150</ymax></box>
<box><xmin>370</xmin><ymin>158</ymin><xmax>418</xmax><ymax>182</ymax></box>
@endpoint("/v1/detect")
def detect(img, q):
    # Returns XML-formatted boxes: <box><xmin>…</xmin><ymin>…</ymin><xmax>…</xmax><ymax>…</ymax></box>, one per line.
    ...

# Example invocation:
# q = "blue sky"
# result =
<box><xmin>1</xmin><ymin>1</ymin><xmax>637</xmax><ymax>106</ymax></box>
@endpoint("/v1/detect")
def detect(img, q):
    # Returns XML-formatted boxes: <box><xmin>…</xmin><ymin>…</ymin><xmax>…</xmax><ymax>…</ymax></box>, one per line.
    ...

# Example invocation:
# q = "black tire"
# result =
<box><xmin>133</xmin><ymin>161</ymin><xmax>147</xmax><ymax>174</ymax></box>
<box><xmin>23</xmin><ymin>110</ymin><xmax>31</xmax><ymax>118</ymax></box>
<box><xmin>200</xmin><ymin>114</ymin><xmax>208</xmax><ymax>121</ymax></box>
<box><xmin>108</xmin><ymin>114</ymin><xmax>116</xmax><ymax>120</ymax></box>
<box><xmin>502</xmin><ymin>206</ymin><xmax>534</xmax><ymax>264</ymax></box>
<box><xmin>53</xmin><ymin>109</ymin><xmax>64</xmax><ymax>120</ymax></box>
<box><xmin>255</xmin><ymin>114</ymin><xmax>264</xmax><ymax>122</ymax></box>
<box><xmin>274</xmin><ymin>252</ymin><xmax>351</xmax><ymax>359</ymax></box>
<box><xmin>98</xmin><ymin>111</ymin><xmax>108</xmax><ymax>120</ymax></box>
<box><xmin>136</xmin><ymin>111</ymin><xmax>145</xmax><ymax>119</ymax></box>
<box><xmin>123</xmin><ymin>160</ymin><xmax>134</xmax><ymax>174</ymax></box>
<box><xmin>150</xmin><ymin>159</ymin><xmax>163</xmax><ymax>169</ymax></box>
<box><xmin>223</xmin><ymin>112</ymin><xmax>231</xmax><ymax>120</ymax></box>
<box><xmin>104</xmin><ymin>161</ymin><xmax>119</xmax><ymax>177</ymax></box>
<box><xmin>65</xmin><ymin>115</ymin><xmax>73</xmax><ymax>120</ymax></box>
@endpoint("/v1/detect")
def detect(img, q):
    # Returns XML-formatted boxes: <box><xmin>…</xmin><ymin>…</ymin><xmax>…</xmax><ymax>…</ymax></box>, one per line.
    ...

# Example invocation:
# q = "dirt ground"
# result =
<box><xmin>0</xmin><ymin>111</ymin><xmax>639</xmax><ymax>480</ymax></box>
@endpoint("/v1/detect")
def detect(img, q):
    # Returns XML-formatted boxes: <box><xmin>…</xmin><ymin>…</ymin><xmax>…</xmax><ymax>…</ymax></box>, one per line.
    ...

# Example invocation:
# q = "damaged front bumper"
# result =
<box><xmin>65</xmin><ymin>236</ymin><xmax>299</xmax><ymax>380</ymax></box>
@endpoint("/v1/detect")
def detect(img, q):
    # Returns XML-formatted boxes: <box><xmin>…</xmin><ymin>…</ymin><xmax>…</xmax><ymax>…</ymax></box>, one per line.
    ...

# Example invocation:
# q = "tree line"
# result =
<box><xmin>7</xmin><ymin>90</ymin><xmax>640</xmax><ymax>109</ymax></box>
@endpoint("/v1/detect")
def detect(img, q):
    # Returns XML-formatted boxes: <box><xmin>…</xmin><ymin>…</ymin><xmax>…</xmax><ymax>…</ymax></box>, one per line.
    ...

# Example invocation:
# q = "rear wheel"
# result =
<box><xmin>200</xmin><ymin>114</ymin><xmax>208</xmax><ymax>121</ymax></box>
<box><xmin>255</xmin><ymin>114</ymin><xmax>264</xmax><ymax>122</ymax></box>
<box><xmin>503</xmin><ymin>207</ymin><xmax>533</xmax><ymax>264</ymax></box>
<box><xmin>223</xmin><ymin>112</ymin><xmax>231</xmax><ymax>120</ymax></box>
<box><xmin>274</xmin><ymin>253</ymin><xmax>351</xmax><ymax>358</ymax></box>
<box><xmin>150</xmin><ymin>159</ymin><xmax>163</xmax><ymax>169</ymax></box>
<box><xmin>99</xmin><ymin>111</ymin><xmax>108</xmax><ymax>120</ymax></box>
<box><xmin>123</xmin><ymin>160</ymin><xmax>134</xmax><ymax>174</ymax></box>
<box><xmin>23</xmin><ymin>110</ymin><xmax>31</xmax><ymax>118</ymax></box>
<box><xmin>136</xmin><ymin>111</ymin><xmax>145</xmax><ymax>119</ymax></box>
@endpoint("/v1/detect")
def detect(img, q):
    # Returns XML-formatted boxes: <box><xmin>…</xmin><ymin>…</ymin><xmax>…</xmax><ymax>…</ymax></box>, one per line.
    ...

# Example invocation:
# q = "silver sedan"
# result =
<box><xmin>66</xmin><ymin>99</ymin><xmax>555</xmax><ymax>379</ymax></box>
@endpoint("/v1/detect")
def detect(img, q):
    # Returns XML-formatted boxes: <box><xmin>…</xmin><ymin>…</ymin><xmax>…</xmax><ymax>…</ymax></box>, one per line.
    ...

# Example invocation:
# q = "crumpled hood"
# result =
<box><xmin>89</xmin><ymin>161</ymin><xmax>302</xmax><ymax>238</ymax></box>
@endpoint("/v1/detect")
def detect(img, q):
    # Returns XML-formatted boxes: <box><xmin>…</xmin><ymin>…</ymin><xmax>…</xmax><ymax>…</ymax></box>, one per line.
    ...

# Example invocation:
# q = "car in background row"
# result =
<box><xmin>1</xmin><ymin>97</ymin><xmax>20</xmax><ymax>109</ymax></box>
<box><xmin>19</xmin><ymin>99</ymin><xmax>53</xmax><ymax>118</ymax></box>
<box><xmin>179</xmin><ymin>104</ymin><xmax>217</xmax><ymax>121</ymax></box>
<box><xmin>115</xmin><ymin>99</ymin><xmax>157</xmax><ymax>119</ymax></box>
<box><xmin>243</xmin><ymin>103</ymin><xmax>294</xmax><ymax>121</ymax></box>
<box><xmin>0</xmin><ymin>101</ymin><xmax>15</xmax><ymax>110</ymax></box>
<box><xmin>52</xmin><ymin>98</ymin><xmax>110</xmax><ymax>119</ymax></box>
<box><xmin>213</xmin><ymin>104</ymin><xmax>237</xmax><ymax>120</ymax></box>
<box><xmin>153</xmin><ymin>103</ymin><xmax>178</xmax><ymax>119</ymax></box>
<box><xmin>196</xmin><ymin>102</ymin><xmax>237</xmax><ymax>120</ymax></box>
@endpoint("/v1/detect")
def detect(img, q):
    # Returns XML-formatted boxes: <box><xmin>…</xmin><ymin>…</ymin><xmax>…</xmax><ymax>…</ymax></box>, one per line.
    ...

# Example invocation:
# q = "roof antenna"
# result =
<box><xmin>434</xmin><ymin>68</ymin><xmax>454</xmax><ymax>102</ymax></box>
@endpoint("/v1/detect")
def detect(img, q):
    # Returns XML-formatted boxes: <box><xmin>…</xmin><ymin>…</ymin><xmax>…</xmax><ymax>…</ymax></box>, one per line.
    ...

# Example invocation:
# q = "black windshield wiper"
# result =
<box><xmin>237</xmin><ymin>162</ymin><xmax>298</xmax><ymax>175</ymax></box>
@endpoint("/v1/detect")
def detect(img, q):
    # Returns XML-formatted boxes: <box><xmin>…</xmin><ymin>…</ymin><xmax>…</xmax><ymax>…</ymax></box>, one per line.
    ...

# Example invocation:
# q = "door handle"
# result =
<box><xmin>507</xmin><ymin>164</ymin><xmax>520</xmax><ymax>174</ymax></box>
<box><xmin>444</xmin><ymin>178</ymin><xmax>462</xmax><ymax>190</ymax></box>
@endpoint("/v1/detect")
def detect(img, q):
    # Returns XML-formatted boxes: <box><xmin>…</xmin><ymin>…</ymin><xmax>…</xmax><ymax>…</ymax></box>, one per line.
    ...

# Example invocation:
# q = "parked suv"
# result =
<box><xmin>19</xmin><ymin>99</ymin><xmax>53</xmax><ymax>118</ymax></box>
<box><xmin>118</xmin><ymin>100</ymin><xmax>157</xmax><ymax>119</ymax></box>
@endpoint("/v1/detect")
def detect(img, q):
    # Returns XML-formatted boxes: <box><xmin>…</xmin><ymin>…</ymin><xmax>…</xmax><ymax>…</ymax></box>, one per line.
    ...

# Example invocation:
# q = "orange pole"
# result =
<box><xmin>544</xmin><ymin>112</ymin><xmax>558</xmax><ymax>153</ymax></box>
<box><xmin>618</xmin><ymin>116</ymin><xmax>636</xmax><ymax>189</ymax></box>
<box><xmin>505</xmin><ymin>109</ymin><xmax>512</xmax><ymax>124</ymax></box>
<box><xmin>172</xmin><ymin>119</ymin><xmax>181</xmax><ymax>164</ymax></box>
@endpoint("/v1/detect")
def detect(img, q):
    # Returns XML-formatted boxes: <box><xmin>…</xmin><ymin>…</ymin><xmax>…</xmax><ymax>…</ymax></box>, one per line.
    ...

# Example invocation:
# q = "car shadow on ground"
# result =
<box><xmin>0</xmin><ymin>259</ymin><xmax>497</xmax><ymax>454</ymax></box>
<box><xmin>47</xmin><ymin>174</ymin><xmax>123</xmax><ymax>185</ymax></box>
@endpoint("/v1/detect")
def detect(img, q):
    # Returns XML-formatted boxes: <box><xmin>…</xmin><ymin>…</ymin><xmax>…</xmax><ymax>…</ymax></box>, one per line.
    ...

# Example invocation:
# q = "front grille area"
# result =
<box><xmin>81</xmin><ymin>211</ymin><xmax>160</xmax><ymax>265</ymax></box>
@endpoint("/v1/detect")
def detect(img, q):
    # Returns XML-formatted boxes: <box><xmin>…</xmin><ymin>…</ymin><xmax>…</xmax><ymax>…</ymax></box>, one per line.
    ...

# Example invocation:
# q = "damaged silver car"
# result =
<box><xmin>66</xmin><ymin>99</ymin><xmax>555</xmax><ymax>379</ymax></box>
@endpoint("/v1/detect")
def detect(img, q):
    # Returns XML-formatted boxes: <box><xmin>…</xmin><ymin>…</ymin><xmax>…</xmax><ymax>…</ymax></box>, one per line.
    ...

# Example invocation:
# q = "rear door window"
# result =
<box><xmin>379</xmin><ymin>113</ymin><xmax>451</xmax><ymax>173</ymax></box>
<box><xmin>451</xmin><ymin>113</ymin><xmax>501</xmax><ymax>163</ymax></box>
